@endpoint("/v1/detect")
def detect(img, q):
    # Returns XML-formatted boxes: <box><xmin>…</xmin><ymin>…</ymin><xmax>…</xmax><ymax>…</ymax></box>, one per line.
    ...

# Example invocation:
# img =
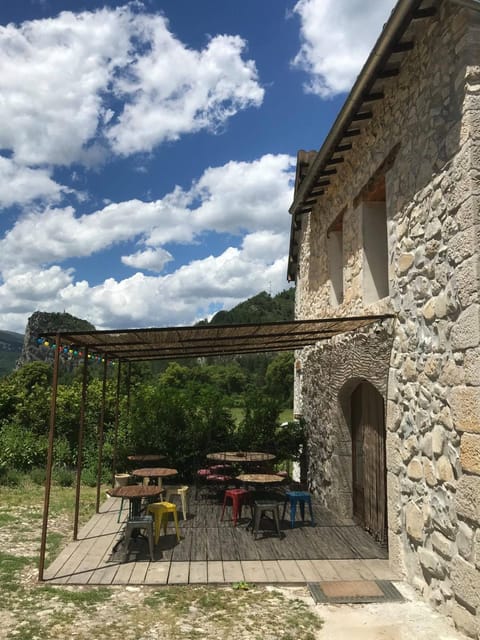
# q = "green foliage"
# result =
<box><xmin>126</xmin><ymin>379</ymin><xmax>236</xmax><ymax>478</ymax></box>
<box><xmin>30</xmin><ymin>466</ymin><xmax>47</xmax><ymax>485</ymax></box>
<box><xmin>209</xmin><ymin>288</ymin><xmax>294</xmax><ymax>325</ymax></box>
<box><xmin>0</xmin><ymin>468</ymin><xmax>25</xmax><ymax>487</ymax></box>
<box><xmin>265</xmin><ymin>352</ymin><xmax>294</xmax><ymax>406</ymax></box>
<box><xmin>0</xmin><ymin>422</ymin><xmax>49</xmax><ymax>470</ymax></box>
<box><xmin>53</xmin><ymin>467</ymin><xmax>75</xmax><ymax>487</ymax></box>
<box><xmin>236</xmin><ymin>388</ymin><xmax>281</xmax><ymax>453</ymax></box>
<box><xmin>0</xmin><ymin>289</ymin><xmax>298</xmax><ymax>478</ymax></box>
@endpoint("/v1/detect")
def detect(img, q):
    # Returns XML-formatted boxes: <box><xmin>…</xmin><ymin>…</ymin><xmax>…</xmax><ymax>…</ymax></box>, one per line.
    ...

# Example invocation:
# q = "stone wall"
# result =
<box><xmin>294</xmin><ymin>3</ymin><xmax>480</xmax><ymax>636</ymax></box>
<box><xmin>299</xmin><ymin>323</ymin><xmax>393</xmax><ymax>520</ymax></box>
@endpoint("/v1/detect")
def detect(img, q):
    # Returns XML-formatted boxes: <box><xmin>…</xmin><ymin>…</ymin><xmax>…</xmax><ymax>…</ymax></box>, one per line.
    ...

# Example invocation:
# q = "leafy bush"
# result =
<box><xmin>53</xmin><ymin>467</ymin><xmax>75</xmax><ymax>487</ymax></box>
<box><xmin>30</xmin><ymin>467</ymin><xmax>47</xmax><ymax>485</ymax></box>
<box><xmin>0</xmin><ymin>422</ymin><xmax>48</xmax><ymax>470</ymax></box>
<box><xmin>0</xmin><ymin>468</ymin><xmax>24</xmax><ymax>487</ymax></box>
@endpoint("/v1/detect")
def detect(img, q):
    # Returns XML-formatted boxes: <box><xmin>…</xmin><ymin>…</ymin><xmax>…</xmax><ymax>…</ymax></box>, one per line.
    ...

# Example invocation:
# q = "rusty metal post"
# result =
<box><xmin>111</xmin><ymin>360</ymin><xmax>122</xmax><ymax>486</ymax></box>
<box><xmin>73</xmin><ymin>347</ymin><xmax>88</xmax><ymax>541</ymax></box>
<box><xmin>95</xmin><ymin>356</ymin><xmax>108</xmax><ymax>513</ymax></box>
<box><xmin>38</xmin><ymin>333</ymin><xmax>61</xmax><ymax>581</ymax></box>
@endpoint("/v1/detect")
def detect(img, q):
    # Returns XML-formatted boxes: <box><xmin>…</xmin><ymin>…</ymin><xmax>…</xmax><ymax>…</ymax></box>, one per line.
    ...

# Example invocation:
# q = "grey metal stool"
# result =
<box><xmin>121</xmin><ymin>515</ymin><xmax>155</xmax><ymax>561</ymax></box>
<box><xmin>250</xmin><ymin>499</ymin><xmax>282</xmax><ymax>539</ymax></box>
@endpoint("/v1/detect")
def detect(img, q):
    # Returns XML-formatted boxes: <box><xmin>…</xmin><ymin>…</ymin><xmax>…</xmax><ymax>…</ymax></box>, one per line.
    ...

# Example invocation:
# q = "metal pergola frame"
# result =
<box><xmin>38</xmin><ymin>313</ymin><xmax>394</xmax><ymax>580</ymax></box>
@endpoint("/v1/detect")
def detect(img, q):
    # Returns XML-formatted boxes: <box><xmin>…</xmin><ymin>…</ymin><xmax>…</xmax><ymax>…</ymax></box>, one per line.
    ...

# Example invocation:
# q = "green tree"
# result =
<box><xmin>265</xmin><ymin>352</ymin><xmax>294</xmax><ymax>406</ymax></box>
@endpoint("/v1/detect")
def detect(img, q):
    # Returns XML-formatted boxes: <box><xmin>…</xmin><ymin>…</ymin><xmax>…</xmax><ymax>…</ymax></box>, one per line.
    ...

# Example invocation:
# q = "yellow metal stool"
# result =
<box><xmin>147</xmin><ymin>501</ymin><xmax>181</xmax><ymax>543</ymax></box>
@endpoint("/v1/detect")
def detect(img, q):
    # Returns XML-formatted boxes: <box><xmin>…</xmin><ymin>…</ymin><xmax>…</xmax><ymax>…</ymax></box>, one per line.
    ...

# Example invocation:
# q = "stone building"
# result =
<box><xmin>288</xmin><ymin>0</ymin><xmax>480</xmax><ymax>636</ymax></box>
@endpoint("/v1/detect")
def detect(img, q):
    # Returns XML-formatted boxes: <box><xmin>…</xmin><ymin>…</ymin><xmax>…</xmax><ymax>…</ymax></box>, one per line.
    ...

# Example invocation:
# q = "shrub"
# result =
<box><xmin>54</xmin><ymin>467</ymin><xmax>75</xmax><ymax>487</ymax></box>
<box><xmin>30</xmin><ymin>466</ymin><xmax>47</xmax><ymax>485</ymax></box>
<box><xmin>0</xmin><ymin>468</ymin><xmax>24</xmax><ymax>487</ymax></box>
<box><xmin>81</xmin><ymin>466</ymin><xmax>99</xmax><ymax>487</ymax></box>
<box><xmin>0</xmin><ymin>422</ymin><xmax>48</xmax><ymax>470</ymax></box>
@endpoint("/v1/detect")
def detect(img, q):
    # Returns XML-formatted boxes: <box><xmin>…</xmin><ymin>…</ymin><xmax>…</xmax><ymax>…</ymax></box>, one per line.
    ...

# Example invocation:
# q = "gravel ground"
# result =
<box><xmin>0</xmin><ymin>486</ymin><xmax>471</xmax><ymax>640</ymax></box>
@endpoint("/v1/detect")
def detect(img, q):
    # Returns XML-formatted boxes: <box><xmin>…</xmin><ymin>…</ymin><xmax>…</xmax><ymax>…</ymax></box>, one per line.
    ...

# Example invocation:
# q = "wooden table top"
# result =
<box><xmin>206</xmin><ymin>451</ymin><xmax>275</xmax><ymax>463</ymax></box>
<box><xmin>107</xmin><ymin>485</ymin><xmax>163</xmax><ymax>499</ymax></box>
<box><xmin>132</xmin><ymin>467</ymin><xmax>178</xmax><ymax>478</ymax></box>
<box><xmin>127</xmin><ymin>454</ymin><xmax>165</xmax><ymax>462</ymax></box>
<box><xmin>237</xmin><ymin>473</ymin><xmax>285</xmax><ymax>484</ymax></box>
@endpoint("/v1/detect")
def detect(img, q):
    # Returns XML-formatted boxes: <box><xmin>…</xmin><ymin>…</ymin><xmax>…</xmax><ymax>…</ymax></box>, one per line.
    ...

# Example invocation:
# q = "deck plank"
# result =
<box><xmin>309</xmin><ymin>559</ymin><xmax>341</xmax><ymax>580</ymax></box>
<box><xmin>144</xmin><ymin>562</ymin><xmax>168</xmax><ymax>585</ymax></box>
<box><xmin>241</xmin><ymin>560</ymin><xmax>268</xmax><ymax>582</ymax></box>
<box><xmin>207</xmin><ymin>560</ymin><xmax>224</xmax><ymax>583</ymax></box>
<box><xmin>262</xmin><ymin>560</ymin><xmax>285</xmax><ymax>582</ymax></box>
<box><xmin>43</xmin><ymin>494</ymin><xmax>391</xmax><ymax>586</ymax></box>
<box><xmin>188</xmin><ymin>561</ymin><xmax>208</xmax><ymax>583</ymax></box>
<box><xmin>276</xmin><ymin>560</ymin><xmax>304</xmax><ymax>582</ymax></box>
<box><xmin>222</xmin><ymin>560</ymin><xmax>245</xmax><ymax>583</ymax></box>
<box><xmin>168</xmin><ymin>561</ymin><xmax>190</xmax><ymax>584</ymax></box>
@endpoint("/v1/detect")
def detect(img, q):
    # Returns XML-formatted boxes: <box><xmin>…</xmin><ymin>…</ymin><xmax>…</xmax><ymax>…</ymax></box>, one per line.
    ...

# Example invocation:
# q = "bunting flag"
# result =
<box><xmin>36</xmin><ymin>337</ymin><xmax>115</xmax><ymax>365</ymax></box>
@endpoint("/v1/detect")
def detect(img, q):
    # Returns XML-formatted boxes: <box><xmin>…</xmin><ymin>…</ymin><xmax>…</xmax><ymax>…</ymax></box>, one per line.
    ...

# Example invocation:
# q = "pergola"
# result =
<box><xmin>38</xmin><ymin>313</ymin><xmax>394</xmax><ymax>580</ymax></box>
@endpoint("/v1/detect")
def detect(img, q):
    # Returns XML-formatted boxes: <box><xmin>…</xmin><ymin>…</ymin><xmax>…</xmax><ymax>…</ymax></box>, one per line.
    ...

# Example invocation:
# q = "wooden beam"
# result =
<box><xmin>320</xmin><ymin>168</ymin><xmax>337</xmax><ymax>176</ymax></box>
<box><xmin>377</xmin><ymin>68</ymin><xmax>399</xmax><ymax>78</ymax></box>
<box><xmin>326</xmin><ymin>157</ymin><xmax>344</xmax><ymax>165</ymax></box>
<box><xmin>392</xmin><ymin>41</ymin><xmax>414</xmax><ymax>53</ymax></box>
<box><xmin>413</xmin><ymin>7</ymin><xmax>436</xmax><ymax>18</ymax></box>
<box><xmin>343</xmin><ymin>129</ymin><xmax>361</xmax><ymax>137</ymax></box>
<box><xmin>362</xmin><ymin>91</ymin><xmax>384</xmax><ymax>102</ymax></box>
<box><xmin>351</xmin><ymin>111</ymin><xmax>373</xmax><ymax>121</ymax></box>
<box><xmin>335</xmin><ymin>143</ymin><xmax>352</xmax><ymax>152</ymax></box>
<box><xmin>313</xmin><ymin>180</ymin><xmax>330</xmax><ymax>188</ymax></box>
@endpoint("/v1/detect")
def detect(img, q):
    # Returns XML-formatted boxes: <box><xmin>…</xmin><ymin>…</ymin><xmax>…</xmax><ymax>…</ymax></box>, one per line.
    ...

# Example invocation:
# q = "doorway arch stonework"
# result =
<box><xmin>298</xmin><ymin>324</ymin><xmax>393</xmax><ymax>527</ymax></box>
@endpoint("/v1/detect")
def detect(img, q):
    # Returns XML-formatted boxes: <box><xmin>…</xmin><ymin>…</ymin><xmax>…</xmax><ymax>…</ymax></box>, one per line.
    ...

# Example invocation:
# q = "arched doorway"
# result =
<box><xmin>350</xmin><ymin>381</ymin><xmax>387</xmax><ymax>545</ymax></box>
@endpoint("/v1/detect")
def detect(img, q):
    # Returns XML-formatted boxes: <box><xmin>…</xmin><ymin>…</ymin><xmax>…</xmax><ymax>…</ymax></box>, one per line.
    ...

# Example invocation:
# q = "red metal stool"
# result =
<box><xmin>221</xmin><ymin>488</ymin><xmax>250</xmax><ymax>526</ymax></box>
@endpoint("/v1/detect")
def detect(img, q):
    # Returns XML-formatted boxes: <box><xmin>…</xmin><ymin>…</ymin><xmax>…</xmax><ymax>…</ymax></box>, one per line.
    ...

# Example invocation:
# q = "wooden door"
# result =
<box><xmin>351</xmin><ymin>382</ymin><xmax>387</xmax><ymax>545</ymax></box>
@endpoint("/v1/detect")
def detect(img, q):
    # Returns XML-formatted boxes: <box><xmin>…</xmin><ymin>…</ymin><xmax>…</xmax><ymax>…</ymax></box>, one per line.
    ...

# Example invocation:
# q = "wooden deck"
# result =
<box><xmin>43</xmin><ymin>492</ymin><xmax>394</xmax><ymax>586</ymax></box>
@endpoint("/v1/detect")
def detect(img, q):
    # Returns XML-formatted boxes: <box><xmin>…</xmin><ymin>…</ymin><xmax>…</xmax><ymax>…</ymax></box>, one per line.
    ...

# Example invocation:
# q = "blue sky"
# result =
<box><xmin>0</xmin><ymin>0</ymin><xmax>396</xmax><ymax>333</ymax></box>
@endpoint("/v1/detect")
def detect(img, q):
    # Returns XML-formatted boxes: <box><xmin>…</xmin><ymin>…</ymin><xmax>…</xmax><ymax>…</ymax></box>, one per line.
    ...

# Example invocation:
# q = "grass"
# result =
<box><xmin>0</xmin><ymin>477</ymin><xmax>323</xmax><ymax>639</ymax></box>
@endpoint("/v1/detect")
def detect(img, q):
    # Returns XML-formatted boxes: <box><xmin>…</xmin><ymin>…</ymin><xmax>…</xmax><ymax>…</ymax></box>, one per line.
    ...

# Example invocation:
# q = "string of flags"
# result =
<box><xmin>36</xmin><ymin>337</ymin><xmax>115</xmax><ymax>365</ymax></box>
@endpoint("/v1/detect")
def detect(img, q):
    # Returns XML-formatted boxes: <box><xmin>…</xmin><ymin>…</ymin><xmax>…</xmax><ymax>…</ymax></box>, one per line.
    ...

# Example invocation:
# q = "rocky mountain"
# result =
<box><xmin>16</xmin><ymin>311</ymin><xmax>95</xmax><ymax>370</ymax></box>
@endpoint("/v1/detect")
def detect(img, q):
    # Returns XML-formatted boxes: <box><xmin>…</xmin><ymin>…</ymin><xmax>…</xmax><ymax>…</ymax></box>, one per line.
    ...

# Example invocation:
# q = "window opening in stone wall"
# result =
<box><xmin>360</xmin><ymin>175</ymin><xmax>389</xmax><ymax>304</ymax></box>
<box><xmin>327</xmin><ymin>211</ymin><xmax>344</xmax><ymax>306</ymax></box>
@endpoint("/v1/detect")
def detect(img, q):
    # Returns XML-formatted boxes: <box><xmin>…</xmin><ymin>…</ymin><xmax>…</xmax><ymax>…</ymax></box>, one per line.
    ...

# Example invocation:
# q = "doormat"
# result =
<box><xmin>308</xmin><ymin>580</ymin><xmax>403</xmax><ymax>604</ymax></box>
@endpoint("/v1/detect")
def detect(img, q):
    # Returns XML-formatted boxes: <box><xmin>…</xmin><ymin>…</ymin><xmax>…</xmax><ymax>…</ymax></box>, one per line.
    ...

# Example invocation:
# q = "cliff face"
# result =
<box><xmin>16</xmin><ymin>311</ymin><xmax>95</xmax><ymax>369</ymax></box>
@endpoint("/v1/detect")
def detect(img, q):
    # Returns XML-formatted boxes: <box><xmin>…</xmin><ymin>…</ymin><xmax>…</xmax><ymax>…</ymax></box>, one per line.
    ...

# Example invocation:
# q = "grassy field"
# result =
<box><xmin>0</xmin><ymin>477</ymin><xmax>322</xmax><ymax>639</ymax></box>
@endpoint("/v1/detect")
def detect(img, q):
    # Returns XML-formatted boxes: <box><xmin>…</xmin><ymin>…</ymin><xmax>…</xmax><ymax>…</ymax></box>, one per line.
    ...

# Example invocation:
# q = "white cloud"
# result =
<box><xmin>108</xmin><ymin>27</ymin><xmax>264</xmax><ymax>154</ymax></box>
<box><xmin>121</xmin><ymin>248</ymin><xmax>173</xmax><ymax>272</ymax></box>
<box><xmin>0</xmin><ymin>154</ymin><xmax>295</xmax><ymax>276</ymax></box>
<box><xmin>0</xmin><ymin>5</ymin><xmax>263</xmax><ymax>170</ymax></box>
<box><xmin>0</xmin><ymin>157</ymin><xmax>67</xmax><ymax>207</ymax></box>
<box><xmin>292</xmin><ymin>0</ymin><xmax>396</xmax><ymax>97</ymax></box>
<box><xmin>0</xmin><ymin>234</ymin><xmax>290</xmax><ymax>331</ymax></box>
<box><xmin>0</xmin><ymin>154</ymin><xmax>294</xmax><ymax>332</ymax></box>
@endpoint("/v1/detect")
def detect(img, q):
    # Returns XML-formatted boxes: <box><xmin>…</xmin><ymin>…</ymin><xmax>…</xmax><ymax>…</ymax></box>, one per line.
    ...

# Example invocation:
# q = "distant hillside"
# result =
<box><xmin>0</xmin><ymin>290</ymin><xmax>296</xmax><ymax>376</ymax></box>
<box><xmin>0</xmin><ymin>331</ymin><xmax>24</xmax><ymax>377</ymax></box>
<box><xmin>209</xmin><ymin>288</ymin><xmax>295</xmax><ymax>325</ymax></box>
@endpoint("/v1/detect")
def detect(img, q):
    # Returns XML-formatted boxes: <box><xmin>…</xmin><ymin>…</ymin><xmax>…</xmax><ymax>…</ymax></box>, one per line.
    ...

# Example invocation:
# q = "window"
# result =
<box><xmin>362</xmin><ymin>201</ymin><xmax>389</xmax><ymax>303</ymax></box>
<box><xmin>327</xmin><ymin>212</ymin><xmax>344</xmax><ymax>306</ymax></box>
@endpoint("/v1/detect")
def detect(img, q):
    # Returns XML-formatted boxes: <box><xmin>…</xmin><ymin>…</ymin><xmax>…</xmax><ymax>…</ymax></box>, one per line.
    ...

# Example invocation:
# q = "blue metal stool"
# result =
<box><xmin>282</xmin><ymin>490</ymin><xmax>315</xmax><ymax>528</ymax></box>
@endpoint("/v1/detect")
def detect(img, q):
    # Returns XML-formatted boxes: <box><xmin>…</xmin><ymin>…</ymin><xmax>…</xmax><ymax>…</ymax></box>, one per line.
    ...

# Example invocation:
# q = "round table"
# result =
<box><xmin>127</xmin><ymin>454</ymin><xmax>165</xmax><ymax>463</ymax></box>
<box><xmin>206</xmin><ymin>451</ymin><xmax>275</xmax><ymax>464</ymax></box>
<box><xmin>132</xmin><ymin>467</ymin><xmax>178</xmax><ymax>488</ymax></box>
<box><xmin>107</xmin><ymin>484</ymin><xmax>163</xmax><ymax>517</ymax></box>
<box><xmin>236</xmin><ymin>473</ymin><xmax>284</xmax><ymax>486</ymax></box>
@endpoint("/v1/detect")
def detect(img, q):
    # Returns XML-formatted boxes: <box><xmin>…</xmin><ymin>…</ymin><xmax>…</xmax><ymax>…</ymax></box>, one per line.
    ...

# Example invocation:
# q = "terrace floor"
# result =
<box><xmin>43</xmin><ymin>491</ymin><xmax>394</xmax><ymax>586</ymax></box>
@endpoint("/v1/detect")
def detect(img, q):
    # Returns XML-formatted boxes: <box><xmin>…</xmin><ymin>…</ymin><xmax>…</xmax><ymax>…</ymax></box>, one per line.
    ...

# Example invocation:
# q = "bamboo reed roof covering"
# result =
<box><xmin>44</xmin><ymin>314</ymin><xmax>394</xmax><ymax>362</ymax></box>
